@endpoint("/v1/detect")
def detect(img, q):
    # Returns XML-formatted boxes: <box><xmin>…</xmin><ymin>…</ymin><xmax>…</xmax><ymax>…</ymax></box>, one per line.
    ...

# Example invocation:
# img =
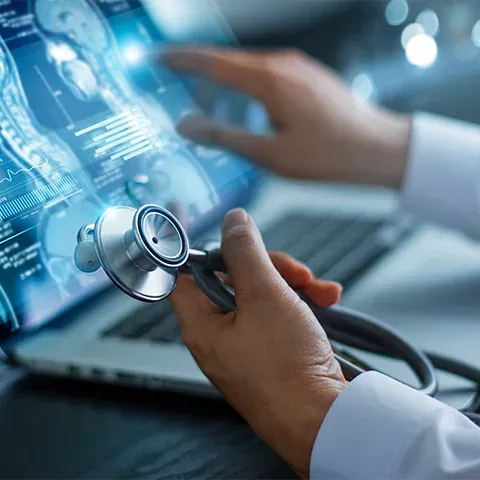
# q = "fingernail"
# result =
<box><xmin>223</xmin><ymin>209</ymin><xmax>248</xmax><ymax>232</ymax></box>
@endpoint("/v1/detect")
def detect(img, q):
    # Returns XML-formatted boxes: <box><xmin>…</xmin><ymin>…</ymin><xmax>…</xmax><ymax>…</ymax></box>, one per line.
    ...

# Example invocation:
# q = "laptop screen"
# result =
<box><xmin>0</xmin><ymin>0</ymin><xmax>264</xmax><ymax>336</ymax></box>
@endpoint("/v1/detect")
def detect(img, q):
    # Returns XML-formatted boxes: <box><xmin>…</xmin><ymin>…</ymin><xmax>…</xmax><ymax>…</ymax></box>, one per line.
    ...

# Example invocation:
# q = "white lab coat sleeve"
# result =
<box><xmin>401</xmin><ymin>113</ymin><xmax>480</xmax><ymax>240</ymax></box>
<box><xmin>310</xmin><ymin>371</ymin><xmax>480</xmax><ymax>479</ymax></box>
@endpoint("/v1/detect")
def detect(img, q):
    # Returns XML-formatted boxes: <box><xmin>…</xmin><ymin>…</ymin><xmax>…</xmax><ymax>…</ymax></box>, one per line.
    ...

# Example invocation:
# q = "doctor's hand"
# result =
<box><xmin>168</xmin><ymin>209</ymin><xmax>347</xmax><ymax>478</ymax></box>
<box><xmin>162</xmin><ymin>47</ymin><xmax>411</xmax><ymax>188</ymax></box>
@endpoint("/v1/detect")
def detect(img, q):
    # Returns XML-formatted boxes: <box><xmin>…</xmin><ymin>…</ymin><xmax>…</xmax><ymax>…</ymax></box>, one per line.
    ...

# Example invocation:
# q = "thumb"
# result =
<box><xmin>221</xmin><ymin>209</ymin><xmax>284</xmax><ymax>303</ymax></box>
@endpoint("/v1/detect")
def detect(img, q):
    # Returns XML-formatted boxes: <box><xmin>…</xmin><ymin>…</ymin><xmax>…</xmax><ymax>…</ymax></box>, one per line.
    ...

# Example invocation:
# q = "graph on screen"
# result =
<box><xmin>0</xmin><ymin>174</ymin><xmax>80</xmax><ymax>222</ymax></box>
<box><xmin>0</xmin><ymin>158</ymin><xmax>49</xmax><ymax>185</ymax></box>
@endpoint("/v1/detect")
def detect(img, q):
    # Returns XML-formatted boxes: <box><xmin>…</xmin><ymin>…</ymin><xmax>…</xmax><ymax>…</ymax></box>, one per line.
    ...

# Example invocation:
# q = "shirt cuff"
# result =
<box><xmin>310</xmin><ymin>371</ymin><xmax>445</xmax><ymax>480</ymax></box>
<box><xmin>401</xmin><ymin>113</ymin><xmax>480</xmax><ymax>239</ymax></box>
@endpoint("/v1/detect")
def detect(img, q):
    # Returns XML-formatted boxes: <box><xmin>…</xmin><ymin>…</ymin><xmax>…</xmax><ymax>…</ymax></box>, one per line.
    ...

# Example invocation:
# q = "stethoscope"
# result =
<box><xmin>74</xmin><ymin>203</ymin><xmax>480</xmax><ymax>422</ymax></box>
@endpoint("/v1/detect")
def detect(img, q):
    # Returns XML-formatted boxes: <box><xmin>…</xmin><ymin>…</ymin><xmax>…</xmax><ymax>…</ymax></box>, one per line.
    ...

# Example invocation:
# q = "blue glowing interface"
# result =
<box><xmin>0</xmin><ymin>0</ymin><xmax>262</xmax><ymax>333</ymax></box>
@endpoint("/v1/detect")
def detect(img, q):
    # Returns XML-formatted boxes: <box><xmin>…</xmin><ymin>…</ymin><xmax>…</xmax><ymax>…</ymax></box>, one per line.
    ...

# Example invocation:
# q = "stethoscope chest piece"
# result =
<box><xmin>76</xmin><ymin>203</ymin><xmax>234</xmax><ymax>308</ymax></box>
<box><xmin>89</xmin><ymin>205</ymin><xmax>189</xmax><ymax>302</ymax></box>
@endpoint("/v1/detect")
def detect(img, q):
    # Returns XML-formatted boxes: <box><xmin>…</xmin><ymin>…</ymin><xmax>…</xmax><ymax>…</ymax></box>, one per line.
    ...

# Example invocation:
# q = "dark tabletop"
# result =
<box><xmin>0</xmin><ymin>364</ymin><xmax>295</xmax><ymax>479</ymax></box>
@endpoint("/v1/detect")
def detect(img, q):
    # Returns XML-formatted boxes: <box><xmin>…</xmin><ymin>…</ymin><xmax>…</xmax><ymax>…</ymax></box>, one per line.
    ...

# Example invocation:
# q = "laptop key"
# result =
<box><xmin>145</xmin><ymin>314</ymin><xmax>182</xmax><ymax>343</ymax></box>
<box><xmin>262</xmin><ymin>215</ymin><xmax>314</xmax><ymax>252</ymax></box>
<box><xmin>287</xmin><ymin>218</ymin><xmax>353</xmax><ymax>263</ymax></box>
<box><xmin>102</xmin><ymin>304</ymin><xmax>169</xmax><ymax>338</ymax></box>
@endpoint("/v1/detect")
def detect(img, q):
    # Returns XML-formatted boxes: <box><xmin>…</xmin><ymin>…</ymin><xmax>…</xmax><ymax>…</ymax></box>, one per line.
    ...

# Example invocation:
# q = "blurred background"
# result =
<box><xmin>151</xmin><ymin>0</ymin><xmax>480</xmax><ymax>124</ymax></box>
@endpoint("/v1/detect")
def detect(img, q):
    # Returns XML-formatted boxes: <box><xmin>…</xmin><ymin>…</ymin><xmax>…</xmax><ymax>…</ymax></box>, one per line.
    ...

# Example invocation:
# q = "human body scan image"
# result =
<box><xmin>0</xmin><ymin>0</ymin><xmax>258</xmax><ymax>332</ymax></box>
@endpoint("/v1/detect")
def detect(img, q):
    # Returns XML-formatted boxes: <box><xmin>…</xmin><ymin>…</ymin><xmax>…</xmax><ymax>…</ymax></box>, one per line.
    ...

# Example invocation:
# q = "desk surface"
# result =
<box><xmin>0</xmin><ymin>368</ymin><xmax>294</xmax><ymax>479</ymax></box>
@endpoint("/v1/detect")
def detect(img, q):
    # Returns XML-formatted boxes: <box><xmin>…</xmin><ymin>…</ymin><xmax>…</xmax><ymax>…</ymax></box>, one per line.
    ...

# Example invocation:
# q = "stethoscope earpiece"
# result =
<box><xmin>74</xmin><ymin>225</ymin><xmax>101</xmax><ymax>273</ymax></box>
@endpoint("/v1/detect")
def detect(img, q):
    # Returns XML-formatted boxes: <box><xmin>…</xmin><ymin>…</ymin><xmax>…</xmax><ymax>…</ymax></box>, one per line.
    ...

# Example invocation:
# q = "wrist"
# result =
<box><xmin>351</xmin><ymin>105</ymin><xmax>412</xmax><ymax>189</ymax></box>
<box><xmin>288</xmin><ymin>375</ymin><xmax>348</xmax><ymax>478</ymax></box>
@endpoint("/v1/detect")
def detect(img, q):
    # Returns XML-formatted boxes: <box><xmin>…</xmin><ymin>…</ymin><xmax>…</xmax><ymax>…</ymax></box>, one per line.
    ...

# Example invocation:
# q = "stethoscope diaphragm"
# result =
<box><xmin>81</xmin><ymin>205</ymin><xmax>185</xmax><ymax>302</ymax></box>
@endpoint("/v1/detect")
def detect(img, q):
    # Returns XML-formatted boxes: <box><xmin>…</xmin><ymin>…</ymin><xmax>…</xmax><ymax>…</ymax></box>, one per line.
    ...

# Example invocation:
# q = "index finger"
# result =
<box><xmin>161</xmin><ymin>46</ymin><xmax>267</xmax><ymax>99</ymax></box>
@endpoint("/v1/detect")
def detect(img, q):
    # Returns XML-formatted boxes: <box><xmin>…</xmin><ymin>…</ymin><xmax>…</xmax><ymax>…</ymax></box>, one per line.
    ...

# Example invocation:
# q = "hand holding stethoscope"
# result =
<box><xmin>74</xmin><ymin>203</ymin><xmax>443</xmax><ymax>395</ymax></box>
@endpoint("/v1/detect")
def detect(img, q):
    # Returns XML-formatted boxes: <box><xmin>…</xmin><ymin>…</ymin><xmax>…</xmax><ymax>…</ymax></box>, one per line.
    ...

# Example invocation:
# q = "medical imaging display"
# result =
<box><xmin>0</xmin><ymin>0</ymin><xmax>258</xmax><ymax>332</ymax></box>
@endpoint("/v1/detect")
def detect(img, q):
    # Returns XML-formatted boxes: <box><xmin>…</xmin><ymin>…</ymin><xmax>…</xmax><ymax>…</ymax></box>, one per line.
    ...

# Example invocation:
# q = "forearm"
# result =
<box><xmin>347</xmin><ymin>105</ymin><xmax>411</xmax><ymax>189</ymax></box>
<box><xmin>351</xmin><ymin>108</ymin><xmax>480</xmax><ymax>240</ymax></box>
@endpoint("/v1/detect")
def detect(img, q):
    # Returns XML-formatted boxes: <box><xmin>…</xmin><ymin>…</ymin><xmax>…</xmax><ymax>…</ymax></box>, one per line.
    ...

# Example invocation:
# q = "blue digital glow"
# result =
<box><xmin>123</xmin><ymin>43</ymin><xmax>145</xmax><ymax>66</ymax></box>
<box><xmin>0</xmin><ymin>0</ymin><xmax>259</xmax><ymax>334</ymax></box>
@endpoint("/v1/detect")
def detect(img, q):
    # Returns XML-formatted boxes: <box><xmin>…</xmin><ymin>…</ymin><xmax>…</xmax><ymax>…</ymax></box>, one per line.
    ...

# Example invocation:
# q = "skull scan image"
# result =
<box><xmin>35</xmin><ymin>0</ymin><xmax>132</xmax><ymax>110</ymax></box>
<box><xmin>0</xmin><ymin>34</ymin><xmax>104</xmax><ymax>301</ymax></box>
<box><xmin>0</xmin><ymin>35</ymin><xmax>85</xmax><ymax>188</ymax></box>
<box><xmin>34</xmin><ymin>0</ymin><xmax>219</xmax><ymax>213</ymax></box>
<box><xmin>45</xmin><ymin>39</ymin><xmax>100</xmax><ymax>102</ymax></box>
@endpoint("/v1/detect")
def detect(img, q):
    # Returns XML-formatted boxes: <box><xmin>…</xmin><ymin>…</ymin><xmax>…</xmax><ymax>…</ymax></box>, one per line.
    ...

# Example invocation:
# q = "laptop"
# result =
<box><xmin>0</xmin><ymin>0</ymin><xmax>414</xmax><ymax>396</ymax></box>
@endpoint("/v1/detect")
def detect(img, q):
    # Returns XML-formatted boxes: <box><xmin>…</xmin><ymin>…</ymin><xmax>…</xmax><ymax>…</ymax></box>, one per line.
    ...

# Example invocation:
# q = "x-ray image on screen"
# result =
<box><xmin>33</xmin><ymin>0</ymin><xmax>219</xmax><ymax>213</ymax></box>
<box><xmin>0</xmin><ymin>3</ymin><xmax>122</xmax><ymax>326</ymax></box>
<box><xmin>0</xmin><ymin>0</ymin><xmax>258</xmax><ymax>333</ymax></box>
<box><xmin>0</xmin><ymin>32</ymin><xmax>100</xmax><ymax>196</ymax></box>
<box><xmin>0</xmin><ymin>31</ymin><xmax>104</xmax><ymax>328</ymax></box>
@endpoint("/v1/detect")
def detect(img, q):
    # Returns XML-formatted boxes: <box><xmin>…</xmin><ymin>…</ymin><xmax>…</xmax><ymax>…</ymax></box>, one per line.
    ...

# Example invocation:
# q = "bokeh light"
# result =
<box><xmin>351</xmin><ymin>73</ymin><xmax>375</xmax><ymax>103</ymax></box>
<box><xmin>416</xmin><ymin>10</ymin><xmax>440</xmax><ymax>37</ymax></box>
<box><xmin>472</xmin><ymin>20</ymin><xmax>480</xmax><ymax>48</ymax></box>
<box><xmin>401</xmin><ymin>23</ymin><xmax>425</xmax><ymax>49</ymax></box>
<box><xmin>448</xmin><ymin>4</ymin><xmax>472</xmax><ymax>34</ymax></box>
<box><xmin>385</xmin><ymin>0</ymin><xmax>409</xmax><ymax>27</ymax></box>
<box><xmin>405</xmin><ymin>34</ymin><xmax>438</xmax><ymax>68</ymax></box>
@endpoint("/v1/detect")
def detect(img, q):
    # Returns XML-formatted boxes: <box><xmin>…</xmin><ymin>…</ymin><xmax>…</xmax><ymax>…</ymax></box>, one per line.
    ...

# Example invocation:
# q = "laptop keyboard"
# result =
<box><xmin>102</xmin><ymin>213</ymin><xmax>414</xmax><ymax>344</ymax></box>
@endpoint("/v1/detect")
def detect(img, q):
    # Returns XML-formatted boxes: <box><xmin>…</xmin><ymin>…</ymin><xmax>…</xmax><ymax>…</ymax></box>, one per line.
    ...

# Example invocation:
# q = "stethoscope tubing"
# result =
<box><xmin>189</xmin><ymin>252</ymin><xmax>439</xmax><ymax>397</ymax></box>
<box><xmin>309</xmin><ymin>304</ymin><xmax>438</xmax><ymax>396</ymax></box>
<box><xmin>327</xmin><ymin>325</ymin><xmax>480</xmax><ymax>384</ymax></box>
<box><xmin>329</xmin><ymin>324</ymin><xmax>480</xmax><ymax>412</ymax></box>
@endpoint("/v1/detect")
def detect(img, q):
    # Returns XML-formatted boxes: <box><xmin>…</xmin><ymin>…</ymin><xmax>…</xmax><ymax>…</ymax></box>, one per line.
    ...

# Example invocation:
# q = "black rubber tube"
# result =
<box><xmin>192</xmin><ymin>264</ymin><xmax>439</xmax><ymax>397</ymax></box>
<box><xmin>307</xmin><ymin>304</ymin><xmax>438</xmax><ymax>397</ymax></box>
<box><xmin>328</xmin><ymin>328</ymin><xmax>480</xmax><ymax>385</ymax></box>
